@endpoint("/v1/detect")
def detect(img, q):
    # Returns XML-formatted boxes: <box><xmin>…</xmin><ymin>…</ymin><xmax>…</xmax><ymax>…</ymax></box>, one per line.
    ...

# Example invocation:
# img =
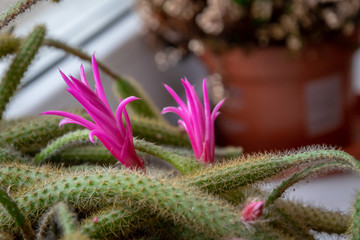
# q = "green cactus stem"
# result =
<box><xmin>133</xmin><ymin>138</ymin><xmax>201</xmax><ymax>174</ymax></box>
<box><xmin>0</xmin><ymin>115</ymin><xmax>83</xmax><ymax>153</ymax></box>
<box><xmin>52</xmin><ymin>145</ymin><xmax>116</xmax><ymax>166</ymax></box>
<box><xmin>54</xmin><ymin>202</ymin><xmax>78</xmax><ymax>237</ymax></box>
<box><xmin>80</xmin><ymin>206</ymin><xmax>152</xmax><ymax>239</ymax></box>
<box><xmin>34</xmin><ymin>129</ymin><xmax>94</xmax><ymax>165</ymax></box>
<box><xmin>36</xmin><ymin>201</ymin><xmax>60</xmax><ymax>240</ymax></box>
<box><xmin>265</xmin><ymin>161</ymin><xmax>354</xmax><ymax>207</ymax></box>
<box><xmin>0</xmin><ymin>35</ymin><xmax>20</xmax><ymax>58</ymax></box>
<box><xmin>0</xmin><ymin>147</ymin><xmax>28</xmax><ymax>164</ymax></box>
<box><xmin>276</xmin><ymin>199</ymin><xmax>350</xmax><ymax>235</ymax></box>
<box><xmin>0</xmin><ymin>1</ymin><xmax>46</xmax><ymax>29</ymax></box>
<box><xmin>184</xmin><ymin>148</ymin><xmax>359</xmax><ymax>194</ymax></box>
<box><xmin>221</xmin><ymin>186</ymin><xmax>350</xmax><ymax>235</ymax></box>
<box><xmin>351</xmin><ymin>192</ymin><xmax>360</xmax><ymax>240</ymax></box>
<box><xmin>34</xmin><ymin>128</ymin><xmax>196</xmax><ymax>173</ymax></box>
<box><xmin>0</xmin><ymin>114</ymin><xmax>189</xmax><ymax>154</ymax></box>
<box><xmin>0</xmin><ymin>187</ymin><xmax>35</xmax><ymax>240</ymax></box>
<box><xmin>0</xmin><ymin>163</ymin><xmax>52</xmax><ymax>191</ymax></box>
<box><xmin>0</xmin><ymin>25</ymin><xmax>45</xmax><ymax>119</ymax></box>
<box><xmin>1</xmin><ymin>169</ymin><xmax>250</xmax><ymax>239</ymax></box>
<box><xmin>36</xmin><ymin>202</ymin><xmax>87</xmax><ymax>240</ymax></box>
<box><xmin>269</xmin><ymin>207</ymin><xmax>315</xmax><ymax>240</ymax></box>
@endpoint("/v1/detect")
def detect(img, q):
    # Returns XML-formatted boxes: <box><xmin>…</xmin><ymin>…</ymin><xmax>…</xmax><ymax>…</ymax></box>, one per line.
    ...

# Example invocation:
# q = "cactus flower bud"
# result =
<box><xmin>241</xmin><ymin>200</ymin><xmax>265</xmax><ymax>223</ymax></box>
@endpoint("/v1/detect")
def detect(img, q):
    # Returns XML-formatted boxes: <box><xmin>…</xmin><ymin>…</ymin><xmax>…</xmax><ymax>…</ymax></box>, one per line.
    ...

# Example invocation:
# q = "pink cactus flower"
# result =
<box><xmin>241</xmin><ymin>201</ymin><xmax>265</xmax><ymax>223</ymax></box>
<box><xmin>162</xmin><ymin>78</ymin><xmax>225</xmax><ymax>164</ymax></box>
<box><xmin>42</xmin><ymin>55</ymin><xmax>145</xmax><ymax>170</ymax></box>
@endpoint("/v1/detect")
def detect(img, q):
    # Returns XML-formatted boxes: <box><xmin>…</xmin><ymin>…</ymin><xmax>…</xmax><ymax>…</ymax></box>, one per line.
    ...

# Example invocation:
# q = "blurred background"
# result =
<box><xmin>0</xmin><ymin>0</ymin><xmax>208</xmax><ymax>122</ymax></box>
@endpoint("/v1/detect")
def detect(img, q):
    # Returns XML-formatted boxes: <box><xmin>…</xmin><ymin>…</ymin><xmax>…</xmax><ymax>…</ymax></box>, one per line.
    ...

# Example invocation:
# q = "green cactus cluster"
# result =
<box><xmin>0</xmin><ymin>3</ymin><xmax>359</xmax><ymax>240</ymax></box>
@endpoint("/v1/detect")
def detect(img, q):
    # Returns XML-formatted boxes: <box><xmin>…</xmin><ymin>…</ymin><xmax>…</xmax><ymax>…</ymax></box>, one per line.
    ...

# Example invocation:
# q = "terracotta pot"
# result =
<box><xmin>202</xmin><ymin>44</ymin><xmax>355</xmax><ymax>152</ymax></box>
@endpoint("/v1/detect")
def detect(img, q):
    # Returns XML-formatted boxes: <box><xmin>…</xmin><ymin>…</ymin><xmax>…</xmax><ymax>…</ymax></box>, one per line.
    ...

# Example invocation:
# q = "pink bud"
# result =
<box><xmin>93</xmin><ymin>217</ymin><xmax>98</xmax><ymax>223</ymax></box>
<box><xmin>241</xmin><ymin>201</ymin><xmax>265</xmax><ymax>222</ymax></box>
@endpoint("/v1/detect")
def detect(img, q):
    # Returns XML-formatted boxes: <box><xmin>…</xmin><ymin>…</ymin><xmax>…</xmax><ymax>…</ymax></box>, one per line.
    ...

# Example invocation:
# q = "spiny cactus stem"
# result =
<box><xmin>0</xmin><ymin>115</ymin><xmax>83</xmax><ymax>153</ymax></box>
<box><xmin>185</xmin><ymin>149</ymin><xmax>358</xmax><ymax>194</ymax></box>
<box><xmin>0</xmin><ymin>0</ymin><xmax>44</xmax><ymax>29</ymax></box>
<box><xmin>52</xmin><ymin>145</ymin><xmax>116</xmax><ymax>166</ymax></box>
<box><xmin>270</xmin><ymin>207</ymin><xmax>315</xmax><ymax>240</ymax></box>
<box><xmin>0</xmin><ymin>35</ymin><xmax>21</xmax><ymax>58</ymax></box>
<box><xmin>352</xmin><ymin>192</ymin><xmax>360</xmax><ymax>240</ymax></box>
<box><xmin>221</xmin><ymin>186</ymin><xmax>351</xmax><ymax>235</ymax></box>
<box><xmin>0</xmin><ymin>25</ymin><xmax>45</xmax><ymax>119</ymax></box>
<box><xmin>80</xmin><ymin>206</ymin><xmax>151</xmax><ymax>239</ymax></box>
<box><xmin>265</xmin><ymin>161</ymin><xmax>354</xmax><ymax>207</ymax></box>
<box><xmin>0</xmin><ymin>188</ymin><xmax>35</xmax><ymax>240</ymax></box>
<box><xmin>133</xmin><ymin>138</ymin><xmax>201</xmax><ymax>174</ymax></box>
<box><xmin>0</xmin><ymin>163</ymin><xmax>52</xmax><ymax>191</ymax></box>
<box><xmin>55</xmin><ymin>202</ymin><xmax>77</xmax><ymax>236</ymax></box>
<box><xmin>35</xmin><ymin>128</ymin><xmax>197</xmax><ymax>173</ymax></box>
<box><xmin>275</xmin><ymin>199</ymin><xmax>350</xmax><ymax>234</ymax></box>
<box><xmin>3</xmin><ymin>170</ymin><xmax>249</xmax><ymax>238</ymax></box>
<box><xmin>0</xmin><ymin>147</ymin><xmax>28</xmax><ymax>164</ymax></box>
<box><xmin>34</xmin><ymin>129</ymin><xmax>93</xmax><ymax>165</ymax></box>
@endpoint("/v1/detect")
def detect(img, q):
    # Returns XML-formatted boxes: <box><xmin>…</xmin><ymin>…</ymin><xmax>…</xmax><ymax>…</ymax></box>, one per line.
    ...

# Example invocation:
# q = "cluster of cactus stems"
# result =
<box><xmin>0</xmin><ymin>3</ymin><xmax>360</xmax><ymax>239</ymax></box>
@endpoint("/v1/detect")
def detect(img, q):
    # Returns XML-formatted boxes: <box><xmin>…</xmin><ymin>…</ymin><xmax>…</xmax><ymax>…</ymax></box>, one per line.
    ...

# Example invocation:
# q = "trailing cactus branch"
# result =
<box><xmin>0</xmin><ymin>169</ymin><xmax>251</xmax><ymax>238</ymax></box>
<box><xmin>265</xmin><ymin>161</ymin><xmax>355</xmax><ymax>207</ymax></box>
<box><xmin>184</xmin><ymin>148</ymin><xmax>359</xmax><ymax>194</ymax></box>
<box><xmin>0</xmin><ymin>1</ymin><xmax>51</xmax><ymax>29</ymax></box>
<box><xmin>0</xmin><ymin>25</ymin><xmax>45</xmax><ymax>119</ymax></box>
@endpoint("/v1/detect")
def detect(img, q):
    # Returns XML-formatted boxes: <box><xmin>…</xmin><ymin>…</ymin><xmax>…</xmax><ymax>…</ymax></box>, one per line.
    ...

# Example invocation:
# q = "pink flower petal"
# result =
<box><xmin>41</xmin><ymin>111</ymin><xmax>96</xmax><ymax>129</ymax></box>
<box><xmin>115</xmin><ymin>96</ymin><xmax>140</xmax><ymax>136</ymax></box>
<box><xmin>241</xmin><ymin>201</ymin><xmax>265</xmax><ymax>223</ymax></box>
<box><xmin>43</xmin><ymin>56</ymin><xmax>144</xmax><ymax>170</ymax></box>
<box><xmin>92</xmin><ymin>55</ymin><xmax>111</xmax><ymax>110</ymax></box>
<box><xmin>162</xmin><ymin>78</ymin><xmax>224</xmax><ymax>164</ymax></box>
<box><xmin>163</xmin><ymin>84</ymin><xmax>187</xmax><ymax>111</ymax></box>
<box><xmin>80</xmin><ymin>64</ymin><xmax>89</xmax><ymax>86</ymax></box>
